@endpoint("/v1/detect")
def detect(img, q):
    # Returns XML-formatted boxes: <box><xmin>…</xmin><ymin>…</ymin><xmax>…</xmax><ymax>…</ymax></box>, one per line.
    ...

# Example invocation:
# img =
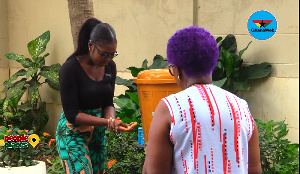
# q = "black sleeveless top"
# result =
<box><xmin>59</xmin><ymin>56</ymin><xmax>116</xmax><ymax>124</ymax></box>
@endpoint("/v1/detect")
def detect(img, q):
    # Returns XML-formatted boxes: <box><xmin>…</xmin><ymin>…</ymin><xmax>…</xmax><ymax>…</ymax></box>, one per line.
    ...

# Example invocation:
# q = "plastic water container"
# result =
<box><xmin>133</xmin><ymin>69</ymin><xmax>181</xmax><ymax>144</ymax></box>
<box><xmin>138</xmin><ymin>127</ymin><xmax>145</xmax><ymax>145</ymax></box>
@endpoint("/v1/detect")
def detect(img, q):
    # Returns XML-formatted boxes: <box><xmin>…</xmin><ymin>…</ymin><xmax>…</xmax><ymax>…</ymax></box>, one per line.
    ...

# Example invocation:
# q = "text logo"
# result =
<box><xmin>248</xmin><ymin>10</ymin><xmax>277</xmax><ymax>40</ymax></box>
<box><xmin>0</xmin><ymin>134</ymin><xmax>39</xmax><ymax>150</ymax></box>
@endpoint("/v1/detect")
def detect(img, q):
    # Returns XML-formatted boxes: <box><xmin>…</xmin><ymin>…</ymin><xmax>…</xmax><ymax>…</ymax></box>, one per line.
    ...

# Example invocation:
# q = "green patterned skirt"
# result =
<box><xmin>56</xmin><ymin>109</ymin><xmax>106</xmax><ymax>174</ymax></box>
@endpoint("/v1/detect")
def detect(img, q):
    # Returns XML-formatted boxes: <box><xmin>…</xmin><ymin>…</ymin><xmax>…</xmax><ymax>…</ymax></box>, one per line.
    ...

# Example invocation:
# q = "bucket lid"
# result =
<box><xmin>133</xmin><ymin>69</ymin><xmax>177</xmax><ymax>84</ymax></box>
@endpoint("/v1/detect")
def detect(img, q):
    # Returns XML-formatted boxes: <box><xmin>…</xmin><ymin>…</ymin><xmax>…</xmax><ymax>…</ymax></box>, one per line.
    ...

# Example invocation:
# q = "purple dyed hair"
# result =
<box><xmin>166</xmin><ymin>26</ymin><xmax>219</xmax><ymax>78</ymax></box>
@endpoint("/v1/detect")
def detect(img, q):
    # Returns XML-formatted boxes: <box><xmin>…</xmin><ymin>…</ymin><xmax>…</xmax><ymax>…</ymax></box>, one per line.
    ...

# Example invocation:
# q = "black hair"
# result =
<box><xmin>90</xmin><ymin>23</ymin><xmax>117</xmax><ymax>44</ymax></box>
<box><xmin>69</xmin><ymin>17</ymin><xmax>117</xmax><ymax>58</ymax></box>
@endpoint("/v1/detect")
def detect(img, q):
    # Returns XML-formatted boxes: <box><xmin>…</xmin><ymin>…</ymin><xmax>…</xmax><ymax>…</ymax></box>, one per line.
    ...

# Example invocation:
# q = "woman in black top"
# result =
<box><xmin>56</xmin><ymin>18</ymin><xmax>136</xmax><ymax>174</ymax></box>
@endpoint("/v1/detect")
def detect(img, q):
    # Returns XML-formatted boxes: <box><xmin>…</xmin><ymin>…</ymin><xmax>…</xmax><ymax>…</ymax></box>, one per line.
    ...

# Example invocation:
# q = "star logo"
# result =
<box><xmin>252</xmin><ymin>20</ymin><xmax>273</xmax><ymax>28</ymax></box>
<box><xmin>248</xmin><ymin>10</ymin><xmax>277</xmax><ymax>40</ymax></box>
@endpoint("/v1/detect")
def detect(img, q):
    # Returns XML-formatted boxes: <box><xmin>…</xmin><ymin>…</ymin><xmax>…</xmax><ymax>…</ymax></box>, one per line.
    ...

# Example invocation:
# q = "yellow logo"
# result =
<box><xmin>0</xmin><ymin>139</ymin><xmax>4</xmax><ymax>146</ymax></box>
<box><xmin>28</xmin><ymin>134</ymin><xmax>39</xmax><ymax>147</ymax></box>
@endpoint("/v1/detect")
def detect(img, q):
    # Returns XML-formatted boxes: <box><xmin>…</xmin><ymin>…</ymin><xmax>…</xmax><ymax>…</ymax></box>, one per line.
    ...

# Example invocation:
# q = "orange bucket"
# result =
<box><xmin>133</xmin><ymin>69</ymin><xmax>181</xmax><ymax>144</ymax></box>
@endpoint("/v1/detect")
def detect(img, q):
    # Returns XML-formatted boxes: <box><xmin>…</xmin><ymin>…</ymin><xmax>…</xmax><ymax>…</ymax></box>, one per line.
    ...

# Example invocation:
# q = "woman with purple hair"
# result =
<box><xmin>143</xmin><ymin>26</ymin><xmax>261</xmax><ymax>174</ymax></box>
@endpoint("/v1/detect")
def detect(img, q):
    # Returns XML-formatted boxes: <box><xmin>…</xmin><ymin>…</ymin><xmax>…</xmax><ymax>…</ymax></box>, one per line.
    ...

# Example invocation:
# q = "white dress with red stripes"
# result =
<box><xmin>162</xmin><ymin>84</ymin><xmax>254</xmax><ymax>174</ymax></box>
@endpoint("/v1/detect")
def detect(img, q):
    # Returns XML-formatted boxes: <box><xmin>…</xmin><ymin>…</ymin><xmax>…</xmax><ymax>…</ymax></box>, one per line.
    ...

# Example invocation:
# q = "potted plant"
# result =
<box><xmin>0</xmin><ymin>125</ymin><xmax>46</xmax><ymax>173</ymax></box>
<box><xmin>0</xmin><ymin>30</ymin><xmax>60</xmax><ymax>171</ymax></box>
<box><xmin>0</xmin><ymin>30</ymin><xmax>60</xmax><ymax>134</ymax></box>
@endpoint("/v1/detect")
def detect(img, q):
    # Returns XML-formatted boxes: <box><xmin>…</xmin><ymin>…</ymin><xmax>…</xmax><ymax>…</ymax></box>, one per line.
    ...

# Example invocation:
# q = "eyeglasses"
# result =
<box><xmin>92</xmin><ymin>42</ymin><xmax>119</xmax><ymax>59</ymax></box>
<box><xmin>168</xmin><ymin>64</ymin><xmax>175</xmax><ymax>76</ymax></box>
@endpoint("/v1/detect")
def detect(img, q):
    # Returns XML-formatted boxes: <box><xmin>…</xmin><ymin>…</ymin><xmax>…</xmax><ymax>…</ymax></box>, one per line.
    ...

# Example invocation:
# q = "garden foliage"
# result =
<box><xmin>256</xmin><ymin>119</ymin><xmax>299</xmax><ymax>174</ymax></box>
<box><xmin>213</xmin><ymin>34</ymin><xmax>272</xmax><ymax>93</ymax></box>
<box><xmin>0</xmin><ymin>30</ymin><xmax>61</xmax><ymax>134</ymax></box>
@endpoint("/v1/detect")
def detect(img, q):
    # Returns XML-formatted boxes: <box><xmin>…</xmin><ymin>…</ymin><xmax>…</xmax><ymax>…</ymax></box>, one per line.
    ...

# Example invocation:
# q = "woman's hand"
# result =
<box><xmin>117</xmin><ymin>121</ymin><xmax>137</xmax><ymax>132</ymax></box>
<box><xmin>108</xmin><ymin>117</ymin><xmax>137</xmax><ymax>133</ymax></box>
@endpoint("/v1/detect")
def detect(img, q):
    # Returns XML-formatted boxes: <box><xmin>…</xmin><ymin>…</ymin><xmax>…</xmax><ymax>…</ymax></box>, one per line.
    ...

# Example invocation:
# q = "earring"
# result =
<box><xmin>89</xmin><ymin>47</ymin><xmax>91</xmax><ymax>51</ymax></box>
<box><xmin>177</xmin><ymin>75</ymin><xmax>180</xmax><ymax>81</ymax></box>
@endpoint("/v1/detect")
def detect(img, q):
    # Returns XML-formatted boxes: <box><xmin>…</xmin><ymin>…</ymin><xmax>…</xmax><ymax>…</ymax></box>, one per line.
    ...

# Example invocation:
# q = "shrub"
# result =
<box><xmin>256</xmin><ymin>119</ymin><xmax>299</xmax><ymax>174</ymax></box>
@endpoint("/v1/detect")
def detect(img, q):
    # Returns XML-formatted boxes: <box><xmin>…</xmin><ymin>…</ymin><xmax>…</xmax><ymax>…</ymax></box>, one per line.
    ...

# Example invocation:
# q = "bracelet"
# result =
<box><xmin>107</xmin><ymin>117</ymin><xmax>117</xmax><ymax>133</ymax></box>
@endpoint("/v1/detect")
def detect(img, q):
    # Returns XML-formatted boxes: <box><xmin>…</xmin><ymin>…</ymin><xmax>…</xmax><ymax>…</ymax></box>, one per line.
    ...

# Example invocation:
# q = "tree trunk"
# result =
<box><xmin>67</xmin><ymin>0</ymin><xmax>94</xmax><ymax>50</ymax></box>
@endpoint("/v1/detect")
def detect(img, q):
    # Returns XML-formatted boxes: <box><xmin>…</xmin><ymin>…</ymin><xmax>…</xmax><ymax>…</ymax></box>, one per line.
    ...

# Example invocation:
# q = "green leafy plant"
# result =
<box><xmin>46</xmin><ymin>155</ymin><xmax>65</xmax><ymax>174</ymax></box>
<box><xmin>0</xmin><ymin>125</ymin><xmax>63</xmax><ymax>169</ymax></box>
<box><xmin>256</xmin><ymin>119</ymin><xmax>299</xmax><ymax>174</ymax></box>
<box><xmin>213</xmin><ymin>34</ymin><xmax>272</xmax><ymax>93</ymax></box>
<box><xmin>0</xmin><ymin>30</ymin><xmax>61</xmax><ymax>134</ymax></box>
<box><xmin>0</xmin><ymin>125</ymin><xmax>38</xmax><ymax>167</ymax></box>
<box><xmin>105</xmin><ymin>131</ymin><xmax>145</xmax><ymax>174</ymax></box>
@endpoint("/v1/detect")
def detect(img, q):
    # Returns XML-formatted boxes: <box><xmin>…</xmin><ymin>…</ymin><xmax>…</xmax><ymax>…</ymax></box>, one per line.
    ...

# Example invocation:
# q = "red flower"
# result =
<box><xmin>43</xmin><ymin>132</ymin><xmax>50</xmax><ymax>136</ymax></box>
<box><xmin>107</xmin><ymin>160</ymin><xmax>117</xmax><ymax>169</ymax></box>
<box><xmin>49</xmin><ymin>139</ymin><xmax>56</xmax><ymax>146</ymax></box>
<box><xmin>6</xmin><ymin>130</ymin><xmax>11</xmax><ymax>132</ymax></box>
<box><xmin>0</xmin><ymin>126</ymin><xmax>3</xmax><ymax>128</ymax></box>
<box><xmin>8</xmin><ymin>124</ymin><xmax>12</xmax><ymax>127</ymax></box>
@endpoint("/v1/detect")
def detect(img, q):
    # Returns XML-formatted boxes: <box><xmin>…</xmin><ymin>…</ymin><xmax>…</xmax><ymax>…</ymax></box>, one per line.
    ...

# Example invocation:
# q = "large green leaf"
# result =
<box><xmin>114</xmin><ymin>98</ymin><xmax>137</xmax><ymax>109</ymax></box>
<box><xmin>3</xmin><ymin>112</ymin><xmax>14</xmax><ymax>118</ymax></box>
<box><xmin>3</xmin><ymin>69</ymin><xmax>26</xmax><ymax>86</ymax></box>
<box><xmin>238</xmin><ymin>41</ymin><xmax>252</xmax><ymax>60</ymax></box>
<box><xmin>219</xmin><ymin>34</ymin><xmax>237</xmax><ymax>53</ymax></box>
<box><xmin>6</xmin><ymin>78</ymin><xmax>26</xmax><ymax>99</ymax></box>
<box><xmin>213</xmin><ymin>78</ymin><xmax>227</xmax><ymax>87</ymax></box>
<box><xmin>1</xmin><ymin>90</ymin><xmax>25</xmax><ymax>112</ymax></box>
<box><xmin>141</xmin><ymin>59</ymin><xmax>148</xmax><ymax>69</ymax></box>
<box><xmin>240</xmin><ymin>62</ymin><xmax>272</xmax><ymax>80</ymax></box>
<box><xmin>26</xmin><ymin>67</ymin><xmax>38</xmax><ymax>78</ymax></box>
<box><xmin>216</xmin><ymin>36</ymin><xmax>223</xmax><ymax>44</ymax></box>
<box><xmin>9</xmin><ymin>92</ymin><xmax>25</xmax><ymax>110</ymax></box>
<box><xmin>148</xmin><ymin>55</ymin><xmax>168</xmax><ymax>69</ymax></box>
<box><xmin>125</xmin><ymin>92</ymin><xmax>139</xmax><ymax>106</ymax></box>
<box><xmin>18</xmin><ymin>101</ymin><xmax>33</xmax><ymax>112</ymax></box>
<box><xmin>40</xmin><ymin>63</ymin><xmax>61</xmax><ymax>85</ymax></box>
<box><xmin>233</xmin><ymin>81</ymin><xmax>250</xmax><ymax>90</ymax></box>
<box><xmin>2</xmin><ymin>98</ymin><xmax>9</xmax><ymax>112</ymax></box>
<box><xmin>45</xmin><ymin>79</ymin><xmax>59</xmax><ymax>91</ymax></box>
<box><xmin>116</xmin><ymin>76</ymin><xmax>134</xmax><ymax>87</ymax></box>
<box><xmin>1</xmin><ymin>81</ymin><xmax>15</xmax><ymax>93</ymax></box>
<box><xmin>222</xmin><ymin>48</ymin><xmax>234</xmax><ymax>77</ymax></box>
<box><xmin>116</xmin><ymin>108</ymin><xmax>140</xmax><ymax>123</ymax></box>
<box><xmin>28</xmin><ymin>79</ymin><xmax>41</xmax><ymax>104</ymax></box>
<box><xmin>4</xmin><ymin>53</ymin><xmax>33</xmax><ymax>68</ymax></box>
<box><xmin>36</xmin><ymin>53</ymin><xmax>49</xmax><ymax>68</ymax></box>
<box><xmin>28</xmin><ymin>30</ymin><xmax>50</xmax><ymax>61</ymax></box>
<box><xmin>27</xmin><ymin>40</ymin><xmax>38</xmax><ymax>62</ymax></box>
<box><xmin>127</xmin><ymin>67</ymin><xmax>145</xmax><ymax>77</ymax></box>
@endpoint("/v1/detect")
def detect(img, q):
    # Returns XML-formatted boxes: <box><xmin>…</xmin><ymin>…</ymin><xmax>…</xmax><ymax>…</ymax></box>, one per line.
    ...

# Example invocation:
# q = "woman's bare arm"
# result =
<box><xmin>143</xmin><ymin>100</ymin><xmax>173</xmax><ymax>174</ymax></box>
<box><xmin>248</xmin><ymin>123</ymin><xmax>262</xmax><ymax>174</ymax></box>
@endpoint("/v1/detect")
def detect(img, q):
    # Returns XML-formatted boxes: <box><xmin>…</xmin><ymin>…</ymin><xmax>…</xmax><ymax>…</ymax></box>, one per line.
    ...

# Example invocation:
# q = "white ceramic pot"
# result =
<box><xmin>0</xmin><ymin>160</ymin><xmax>46</xmax><ymax>174</ymax></box>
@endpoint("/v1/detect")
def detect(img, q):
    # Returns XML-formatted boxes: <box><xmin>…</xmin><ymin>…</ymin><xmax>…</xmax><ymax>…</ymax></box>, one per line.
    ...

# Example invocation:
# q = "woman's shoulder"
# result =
<box><xmin>60</xmin><ymin>56</ymin><xmax>78</xmax><ymax>71</ymax></box>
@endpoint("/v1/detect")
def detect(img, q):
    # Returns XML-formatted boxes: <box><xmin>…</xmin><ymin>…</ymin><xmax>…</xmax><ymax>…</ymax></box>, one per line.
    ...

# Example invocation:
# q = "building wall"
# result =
<box><xmin>0</xmin><ymin>0</ymin><xmax>9</xmax><ymax>97</ymax></box>
<box><xmin>196</xmin><ymin>0</ymin><xmax>299</xmax><ymax>143</ymax></box>
<box><xmin>0</xmin><ymin>0</ymin><xmax>298</xmax><ymax>143</ymax></box>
